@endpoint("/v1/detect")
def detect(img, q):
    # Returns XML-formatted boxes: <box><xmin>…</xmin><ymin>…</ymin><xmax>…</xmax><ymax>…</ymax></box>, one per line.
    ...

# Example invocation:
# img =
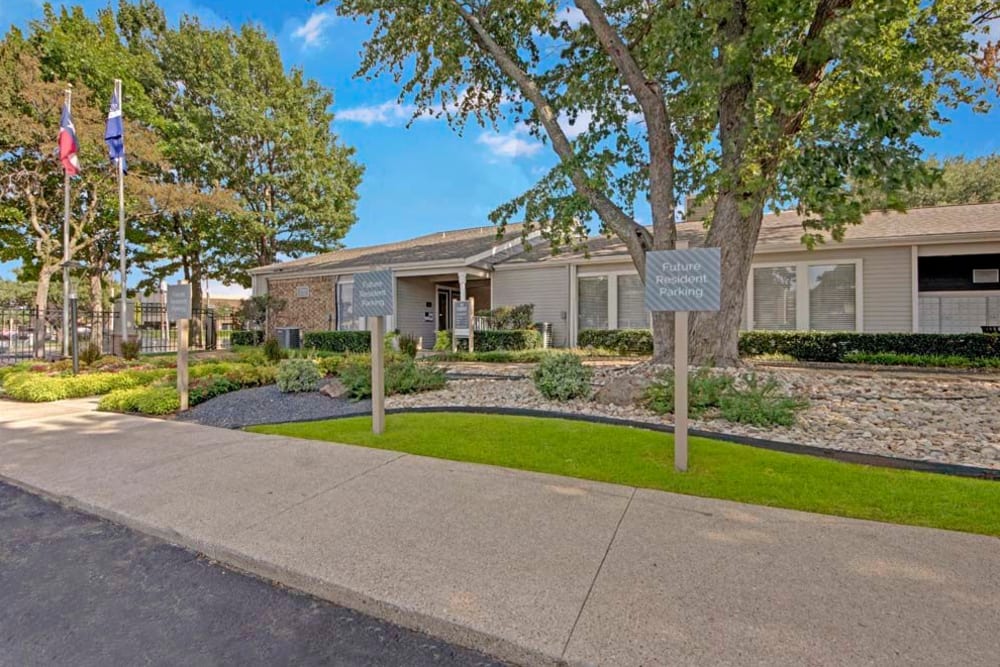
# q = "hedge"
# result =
<box><xmin>739</xmin><ymin>331</ymin><xmax>1000</xmax><ymax>362</ymax></box>
<box><xmin>474</xmin><ymin>329</ymin><xmax>542</xmax><ymax>352</ymax></box>
<box><xmin>230</xmin><ymin>330</ymin><xmax>264</xmax><ymax>346</ymax></box>
<box><xmin>2</xmin><ymin>369</ymin><xmax>171</xmax><ymax>402</ymax></box>
<box><xmin>302</xmin><ymin>330</ymin><xmax>371</xmax><ymax>353</ymax></box>
<box><xmin>578</xmin><ymin>329</ymin><xmax>654</xmax><ymax>355</ymax></box>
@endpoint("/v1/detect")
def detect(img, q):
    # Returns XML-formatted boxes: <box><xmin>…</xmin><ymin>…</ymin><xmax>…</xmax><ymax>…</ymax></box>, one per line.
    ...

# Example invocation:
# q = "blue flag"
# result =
<box><xmin>104</xmin><ymin>88</ymin><xmax>126</xmax><ymax>173</ymax></box>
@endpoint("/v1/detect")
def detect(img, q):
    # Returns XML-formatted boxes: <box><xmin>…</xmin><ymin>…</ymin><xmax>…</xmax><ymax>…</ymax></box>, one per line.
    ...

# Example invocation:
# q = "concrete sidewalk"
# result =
<box><xmin>1</xmin><ymin>399</ymin><xmax>997</xmax><ymax>666</ymax></box>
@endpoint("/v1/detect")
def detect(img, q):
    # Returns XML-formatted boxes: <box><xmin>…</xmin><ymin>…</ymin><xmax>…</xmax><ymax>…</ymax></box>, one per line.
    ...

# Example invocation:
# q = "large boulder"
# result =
<box><xmin>592</xmin><ymin>363</ymin><xmax>667</xmax><ymax>406</ymax></box>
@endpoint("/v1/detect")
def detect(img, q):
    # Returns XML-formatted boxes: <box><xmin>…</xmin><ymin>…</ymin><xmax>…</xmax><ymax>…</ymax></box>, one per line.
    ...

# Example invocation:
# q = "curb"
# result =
<box><xmin>0</xmin><ymin>473</ymin><xmax>560</xmax><ymax>667</ymax></box>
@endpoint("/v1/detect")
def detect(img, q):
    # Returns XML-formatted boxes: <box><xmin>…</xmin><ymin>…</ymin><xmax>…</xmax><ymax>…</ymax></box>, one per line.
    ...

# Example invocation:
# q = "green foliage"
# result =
<box><xmin>230</xmin><ymin>330</ymin><xmax>264</xmax><ymax>347</ymax></box>
<box><xmin>276</xmin><ymin>358</ymin><xmax>322</xmax><ymax>393</ymax></box>
<box><xmin>719</xmin><ymin>374</ymin><xmax>808</xmax><ymax>427</ymax></box>
<box><xmin>251</xmin><ymin>413</ymin><xmax>1000</xmax><ymax>537</ymax></box>
<box><xmin>120</xmin><ymin>339</ymin><xmax>141</xmax><ymax>361</ymax></box>
<box><xmin>80</xmin><ymin>342</ymin><xmax>102</xmax><ymax>365</ymax></box>
<box><xmin>237</xmin><ymin>296</ymin><xmax>285</xmax><ymax>332</ymax></box>
<box><xmin>2</xmin><ymin>369</ymin><xmax>171</xmax><ymax>402</ymax></box>
<box><xmin>864</xmin><ymin>154</ymin><xmax>1000</xmax><ymax>208</ymax></box>
<box><xmin>303</xmin><ymin>330</ymin><xmax>371</xmax><ymax>353</ymax></box>
<box><xmin>263</xmin><ymin>336</ymin><xmax>284</xmax><ymax>363</ymax></box>
<box><xmin>479</xmin><ymin>304</ymin><xmax>535</xmax><ymax>330</ymax></box>
<box><xmin>739</xmin><ymin>331</ymin><xmax>1000</xmax><ymax>362</ymax></box>
<box><xmin>397</xmin><ymin>332</ymin><xmax>419</xmax><ymax>358</ymax></box>
<box><xmin>532</xmin><ymin>353</ymin><xmax>592</xmax><ymax>402</ymax></box>
<box><xmin>475</xmin><ymin>329</ymin><xmax>542</xmax><ymax>352</ymax></box>
<box><xmin>98</xmin><ymin>386</ymin><xmax>180</xmax><ymax>415</ymax></box>
<box><xmin>578</xmin><ymin>329</ymin><xmax>653</xmax><ymax>356</ymax></box>
<box><xmin>644</xmin><ymin>369</ymin><xmax>735</xmax><ymax>418</ymax></box>
<box><xmin>433</xmin><ymin>330</ymin><xmax>452</xmax><ymax>352</ymax></box>
<box><xmin>316</xmin><ymin>354</ymin><xmax>346</xmax><ymax>376</ymax></box>
<box><xmin>338</xmin><ymin>356</ymin><xmax>445</xmax><ymax>400</ymax></box>
<box><xmin>842</xmin><ymin>351</ymin><xmax>1000</xmax><ymax>369</ymax></box>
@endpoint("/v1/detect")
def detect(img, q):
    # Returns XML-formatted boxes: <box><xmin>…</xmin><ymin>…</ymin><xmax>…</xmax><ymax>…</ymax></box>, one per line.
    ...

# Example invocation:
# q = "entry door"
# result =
<box><xmin>437</xmin><ymin>288</ymin><xmax>456</xmax><ymax>331</ymax></box>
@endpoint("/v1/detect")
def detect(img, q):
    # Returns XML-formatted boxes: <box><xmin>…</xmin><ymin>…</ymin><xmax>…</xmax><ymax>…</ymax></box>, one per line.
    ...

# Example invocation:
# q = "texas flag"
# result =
<box><xmin>58</xmin><ymin>103</ymin><xmax>80</xmax><ymax>176</ymax></box>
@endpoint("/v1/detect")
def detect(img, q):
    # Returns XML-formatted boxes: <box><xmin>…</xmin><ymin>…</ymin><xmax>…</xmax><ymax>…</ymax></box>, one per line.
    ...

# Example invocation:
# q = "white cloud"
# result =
<box><xmin>558</xmin><ymin>109</ymin><xmax>595</xmax><ymax>139</ymax></box>
<box><xmin>336</xmin><ymin>100</ymin><xmax>419</xmax><ymax>126</ymax></box>
<box><xmin>477</xmin><ymin>126</ymin><xmax>542</xmax><ymax>159</ymax></box>
<box><xmin>292</xmin><ymin>10</ymin><xmax>335</xmax><ymax>48</ymax></box>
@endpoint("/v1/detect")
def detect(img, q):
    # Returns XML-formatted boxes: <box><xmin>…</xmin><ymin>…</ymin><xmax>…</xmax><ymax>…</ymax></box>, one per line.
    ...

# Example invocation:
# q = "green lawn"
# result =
<box><xmin>248</xmin><ymin>413</ymin><xmax>1000</xmax><ymax>536</ymax></box>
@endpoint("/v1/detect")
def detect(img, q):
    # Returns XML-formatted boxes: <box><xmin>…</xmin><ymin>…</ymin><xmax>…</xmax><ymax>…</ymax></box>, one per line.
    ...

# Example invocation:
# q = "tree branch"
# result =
<box><xmin>574</xmin><ymin>0</ymin><xmax>676</xmax><ymax>250</ymax></box>
<box><xmin>448</xmin><ymin>0</ymin><xmax>652</xmax><ymax>271</ymax></box>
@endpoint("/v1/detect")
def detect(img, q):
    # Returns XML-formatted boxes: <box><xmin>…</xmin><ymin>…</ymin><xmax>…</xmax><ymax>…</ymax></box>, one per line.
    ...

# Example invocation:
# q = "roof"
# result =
<box><xmin>252</xmin><ymin>224</ymin><xmax>526</xmax><ymax>275</ymax></box>
<box><xmin>503</xmin><ymin>201</ymin><xmax>1000</xmax><ymax>264</ymax></box>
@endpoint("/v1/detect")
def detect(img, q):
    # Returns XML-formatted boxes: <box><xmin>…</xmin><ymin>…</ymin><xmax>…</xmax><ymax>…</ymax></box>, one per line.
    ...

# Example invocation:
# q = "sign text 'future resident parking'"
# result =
<box><xmin>644</xmin><ymin>247</ymin><xmax>721</xmax><ymax>312</ymax></box>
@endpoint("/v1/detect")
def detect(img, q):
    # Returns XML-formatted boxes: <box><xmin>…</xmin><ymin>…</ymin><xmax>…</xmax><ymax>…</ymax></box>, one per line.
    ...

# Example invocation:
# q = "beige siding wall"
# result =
<box><xmin>395</xmin><ymin>277</ymin><xmax>437</xmax><ymax>349</ymax></box>
<box><xmin>757</xmin><ymin>245</ymin><xmax>913</xmax><ymax>332</ymax></box>
<box><xmin>493</xmin><ymin>266</ymin><xmax>570</xmax><ymax>346</ymax></box>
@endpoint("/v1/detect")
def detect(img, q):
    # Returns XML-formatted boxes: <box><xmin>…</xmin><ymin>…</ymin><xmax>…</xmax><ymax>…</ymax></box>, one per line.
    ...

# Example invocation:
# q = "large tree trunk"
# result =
<box><xmin>689</xmin><ymin>193</ymin><xmax>765</xmax><ymax>366</ymax></box>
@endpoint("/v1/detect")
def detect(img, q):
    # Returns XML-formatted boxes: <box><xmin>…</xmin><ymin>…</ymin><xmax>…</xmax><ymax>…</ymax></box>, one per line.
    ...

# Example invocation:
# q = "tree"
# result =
<box><xmin>332</xmin><ymin>0</ymin><xmax>998</xmax><ymax>364</ymax></box>
<box><xmin>867</xmin><ymin>154</ymin><xmax>1000</xmax><ymax>208</ymax></box>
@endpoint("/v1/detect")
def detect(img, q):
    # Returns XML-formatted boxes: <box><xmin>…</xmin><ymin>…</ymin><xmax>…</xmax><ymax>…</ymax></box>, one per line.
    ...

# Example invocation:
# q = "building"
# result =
<box><xmin>250</xmin><ymin>202</ymin><xmax>1000</xmax><ymax>347</ymax></box>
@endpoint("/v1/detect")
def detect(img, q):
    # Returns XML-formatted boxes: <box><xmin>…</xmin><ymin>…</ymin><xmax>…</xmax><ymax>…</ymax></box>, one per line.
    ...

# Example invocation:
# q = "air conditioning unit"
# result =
<box><xmin>973</xmin><ymin>268</ymin><xmax>999</xmax><ymax>284</ymax></box>
<box><xmin>275</xmin><ymin>327</ymin><xmax>301</xmax><ymax>349</ymax></box>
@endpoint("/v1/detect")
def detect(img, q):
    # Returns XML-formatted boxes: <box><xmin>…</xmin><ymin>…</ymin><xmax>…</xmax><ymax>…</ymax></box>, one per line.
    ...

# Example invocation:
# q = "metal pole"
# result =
<box><xmin>62</xmin><ymin>86</ymin><xmax>72</xmax><ymax>358</ymax></box>
<box><xmin>116</xmin><ymin>80</ymin><xmax>128</xmax><ymax>353</ymax></box>
<box><xmin>70</xmin><ymin>293</ymin><xmax>79</xmax><ymax>375</ymax></box>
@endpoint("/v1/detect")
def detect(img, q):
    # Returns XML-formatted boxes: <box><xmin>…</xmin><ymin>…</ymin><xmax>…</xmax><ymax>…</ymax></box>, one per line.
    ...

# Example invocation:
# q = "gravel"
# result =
<box><xmin>175</xmin><ymin>384</ymin><xmax>369</xmax><ymax>429</ymax></box>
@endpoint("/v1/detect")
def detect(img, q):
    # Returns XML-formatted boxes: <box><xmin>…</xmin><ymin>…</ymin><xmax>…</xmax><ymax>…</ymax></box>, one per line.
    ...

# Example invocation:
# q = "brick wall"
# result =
<box><xmin>266</xmin><ymin>275</ymin><xmax>335</xmax><ymax>335</ymax></box>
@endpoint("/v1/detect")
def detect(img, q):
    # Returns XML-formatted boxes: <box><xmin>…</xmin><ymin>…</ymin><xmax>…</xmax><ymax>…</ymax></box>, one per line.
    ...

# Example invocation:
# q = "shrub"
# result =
<box><xmin>533</xmin><ymin>353</ymin><xmax>592</xmax><ymax>401</ymax></box>
<box><xmin>475</xmin><ymin>329</ymin><xmax>542</xmax><ymax>352</ymax></box>
<box><xmin>303</xmin><ymin>330</ymin><xmax>371</xmax><ymax>353</ymax></box>
<box><xmin>644</xmin><ymin>368</ymin><xmax>735</xmax><ymax>418</ymax></box>
<box><xmin>338</xmin><ymin>356</ymin><xmax>445</xmax><ymax>399</ymax></box>
<box><xmin>231</xmin><ymin>330</ymin><xmax>264</xmax><ymax>346</ymax></box>
<box><xmin>578</xmin><ymin>329</ymin><xmax>653</xmax><ymax>355</ymax></box>
<box><xmin>433</xmin><ymin>330</ymin><xmax>452</xmax><ymax>351</ymax></box>
<box><xmin>719</xmin><ymin>373</ymin><xmax>807</xmax><ymax>427</ymax></box>
<box><xmin>263</xmin><ymin>336</ymin><xmax>284</xmax><ymax>363</ymax></box>
<box><xmin>738</xmin><ymin>331</ymin><xmax>1000</xmax><ymax>362</ymax></box>
<box><xmin>276</xmin><ymin>358</ymin><xmax>322</xmax><ymax>393</ymax></box>
<box><xmin>480</xmin><ymin>304</ymin><xmax>535</xmax><ymax>330</ymax></box>
<box><xmin>120</xmin><ymin>338</ymin><xmax>141</xmax><ymax>360</ymax></box>
<box><xmin>3</xmin><ymin>369</ymin><xmax>171</xmax><ymax>402</ymax></box>
<box><xmin>80</xmin><ymin>343</ymin><xmax>102</xmax><ymax>365</ymax></box>
<box><xmin>99</xmin><ymin>386</ymin><xmax>180</xmax><ymax>415</ymax></box>
<box><xmin>841</xmin><ymin>351</ymin><xmax>1000</xmax><ymax>369</ymax></box>
<box><xmin>316</xmin><ymin>355</ymin><xmax>346</xmax><ymax>376</ymax></box>
<box><xmin>398</xmin><ymin>332</ymin><xmax>419</xmax><ymax>358</ymax></box>
<box><xmin>189</xmin><ymin>375</ymin><xmax>242</xmax><ymax>404</ymax></box>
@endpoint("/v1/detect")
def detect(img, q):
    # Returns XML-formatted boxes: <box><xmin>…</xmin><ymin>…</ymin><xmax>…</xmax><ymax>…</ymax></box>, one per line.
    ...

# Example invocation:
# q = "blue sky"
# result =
<box><xmin>1</xmin><ymin>0</ymin><xmax>998</xmax><ymax>296</ymax></box>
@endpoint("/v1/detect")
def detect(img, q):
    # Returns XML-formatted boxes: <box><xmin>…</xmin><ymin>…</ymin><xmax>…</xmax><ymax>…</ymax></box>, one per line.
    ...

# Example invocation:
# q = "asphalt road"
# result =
<box><xmin>0</xmin><ymin>481</ymin><xmax>506</xmax><ymax>667</ymax></box>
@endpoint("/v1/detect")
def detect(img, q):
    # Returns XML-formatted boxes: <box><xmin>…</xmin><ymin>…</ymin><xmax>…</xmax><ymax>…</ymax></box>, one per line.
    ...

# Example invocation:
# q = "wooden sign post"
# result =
<box><xmin>644</xmin><ymin>243</ymin><xmax>721</xmax><ymax>472</ymax></box>
<box><xmin>452</xmin><ymin>297</ymin><xmax>474</xmax><ymax>353</ymax></box>
<box><xmin>167</xmin><ymin>282</ymin><xmax>192</xmax><ymax>411</ymax></box>
<box><xmin>354</xmin><ymin>269</ymin><xmax>394</xmax><ymax>435</ymax></box>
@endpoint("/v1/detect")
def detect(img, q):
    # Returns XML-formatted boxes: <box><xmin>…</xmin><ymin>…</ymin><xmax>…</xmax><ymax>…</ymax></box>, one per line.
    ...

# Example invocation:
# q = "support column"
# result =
<box><xmin>458</xmin><ymin>271</ymin><xmax>467</xmax><ymax>301</ymax></box>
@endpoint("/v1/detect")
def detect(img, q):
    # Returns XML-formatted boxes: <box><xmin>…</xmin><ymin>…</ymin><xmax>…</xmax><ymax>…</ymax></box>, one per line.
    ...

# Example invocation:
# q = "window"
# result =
<box><xmin>752</xmin><ymin>266</ymin><xmax>797</xmax><ymax>330</ymax></box>
<box><xmin>809</xmin><ymin>264</ymin><xmax>856</xmax><ymax>331</ymax></box>
<box><xmin>749</xmin><ymin>261</ymin><xmax>861</xmax><ymax>332</ymax></box>
<box><xmin>616</xmin><ymin>274</ymin><xmax>649</xmax><ymax>329</ymax></box>
<box><xmin>578</xmin><ymin>276</ymin><xmax>609</xmax><ymax>330</ymax></box>
<box><xmin>336</xmin><ymin>282</ymin><xmax>357</xmax><ymax>330</ymax></box>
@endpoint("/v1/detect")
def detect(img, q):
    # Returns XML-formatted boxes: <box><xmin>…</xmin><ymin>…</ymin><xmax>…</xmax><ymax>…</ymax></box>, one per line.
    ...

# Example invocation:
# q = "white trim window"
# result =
<box><xmin>748</xmin><ymin>260</ymin><xmax>863</xmax><ymax>332</ymax></box>
<box><xmin>336</xmin><ymin>281</ymin><xmax>358</xmax><ymax>331</ymax></box>
<box><xmin>576</xmin><ymin>271</ymin><xmax>651</xmax><ymax>330</ymax></box>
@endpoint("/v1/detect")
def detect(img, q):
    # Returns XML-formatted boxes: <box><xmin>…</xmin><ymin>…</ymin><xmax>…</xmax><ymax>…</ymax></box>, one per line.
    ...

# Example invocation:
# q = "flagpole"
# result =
<box><xmin>115</xmin><ymin>79</ymin><xmax>128</xmax><ymax>351</ymax></box>
<box><xmin>62</xmin><ymin>85</ymin><xmax>72</xmax><ymax>359</ymax></box>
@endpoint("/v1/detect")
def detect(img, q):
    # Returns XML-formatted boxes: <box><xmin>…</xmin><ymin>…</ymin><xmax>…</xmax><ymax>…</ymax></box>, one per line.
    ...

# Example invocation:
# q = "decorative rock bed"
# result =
<box><xmin>388</xmin><ymin>362</ymin><xmax>1000</xmax><ymax>471</ymax></box>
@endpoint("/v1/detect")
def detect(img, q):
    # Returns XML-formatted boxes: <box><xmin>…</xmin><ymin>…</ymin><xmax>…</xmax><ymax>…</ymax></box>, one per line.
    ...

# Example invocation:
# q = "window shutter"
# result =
<box><xmin>808</xmin><ymin>264</ymin><xmax>857</xmax><ymax>331</ymax></box>
<box><xmin>616</xmin><ymin>275</ymin><xmax>649</xmax><ymax>329</ymax></box>
<box><xmin>753</xmin><ymin>267</ymin><xmax>797</xmax><ymax>330</ymax></box>
<box><xmin>578</xmin><ymin>276</ymin><xmax>609</xmax><ymax>329</ymax></box>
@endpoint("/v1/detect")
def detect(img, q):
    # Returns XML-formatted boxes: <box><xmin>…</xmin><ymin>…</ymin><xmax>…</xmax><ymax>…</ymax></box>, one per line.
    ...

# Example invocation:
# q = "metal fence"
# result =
<box><xmin>0</xmin><ymin>303</ymin><xmax>232</xmax><ymax>365</ymax></box>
